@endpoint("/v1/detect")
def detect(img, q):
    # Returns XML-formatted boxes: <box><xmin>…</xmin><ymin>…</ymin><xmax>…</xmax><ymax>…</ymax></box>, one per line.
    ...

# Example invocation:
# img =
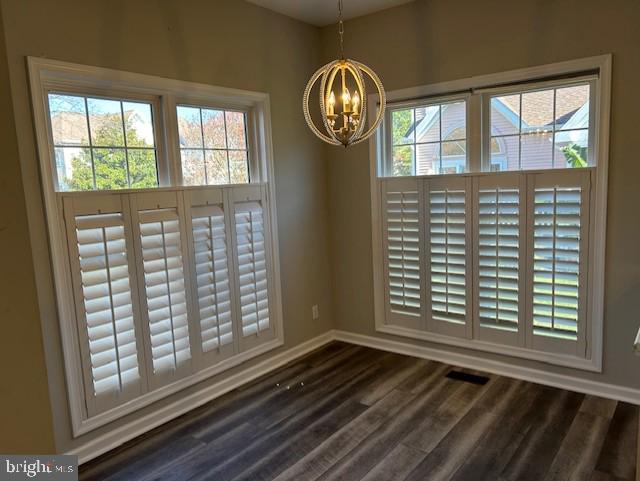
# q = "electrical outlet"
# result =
<box><xmin>312</xmin><ymin>304</ymin><xmax>319</xmax><ymax>320</ymax></box>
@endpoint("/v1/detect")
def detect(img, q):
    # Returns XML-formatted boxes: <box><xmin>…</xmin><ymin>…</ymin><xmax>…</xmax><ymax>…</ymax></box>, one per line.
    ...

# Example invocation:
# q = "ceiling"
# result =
<box><xmin>245</xmin><ymin>0</ymin><xmax>414</xmax><ymax>27</ymax></box>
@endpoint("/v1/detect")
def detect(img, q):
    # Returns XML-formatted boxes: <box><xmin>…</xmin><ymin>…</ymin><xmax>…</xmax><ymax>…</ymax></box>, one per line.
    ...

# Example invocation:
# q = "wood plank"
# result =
<box><xmin>543</xmin><ymin>411</ymin><xmax>612</xmax><ymax>481</ymax></box>
<box><xmin>448</xmin><ymin>381</ymin><xmax>547</xmax><ymax>481</ymax></box>
<box><xmin>358</xmin><ymin>355</ymin><xmax>428</xmax><ymax>406</ymax></box>
<box><xmin>272</xmin><ymin>382</ymin><xmax>425</xmax><ymax>481</ymax></box>
<box><xmin>231</xmin><ymin>401</ymin><xmax>368</xmax><ymax>481</ymax></box>
<box><xmin>315</xmin><ymin>370</ymin><xmax>486</xmax><ymax>481</ymax></box>
<box><xmin>189</xmin><ymin>361</ymin><xmax>386</xmax><ymax>481</ymax></box>
<box><xmin>360</xmin><ymin>443</ymin><xmax>425</xmax><ymax>481</ymax></box>
<box><xmin>500</xmin><ymin>388</ymin><xmax>585</xmax><ymax>481</ymax></box>
<box><xmin>595</xmin><ymin>402</ymin><xmax>638</xmax><ymax>480</ymax></box>
<box><xmin>400</xmin><ymin>372</ymin><xmax>502</xmax><ymax>453</ymax></box>
<box><xmin>193</xmin><ymin>345</ymin><xmax>371</xmax><ymax>443</ymax></box>
<box><xmin>272</xmin><ymin>364</ymin><xmax>450</xmax><ymax>481</ymax></box>
<box><xmin>403</xmin><ymin>378</ymin><xmax>532</xmax><ymax>481</ymax></box>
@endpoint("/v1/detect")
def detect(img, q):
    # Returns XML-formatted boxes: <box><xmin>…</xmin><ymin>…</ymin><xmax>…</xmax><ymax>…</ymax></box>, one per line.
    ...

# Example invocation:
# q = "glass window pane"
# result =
<box><xmin>442</xmin><ymin>140</ymin><xmax>466</xmax><ymax>157</ymax></box>
<box><xmin>204</xmin><ymin>150</ymin><xmax>229</xmax><ymax>184</ymax></box>
<box><xmin>177</xmin><ymin>106</ymin><xmax>203</xmax><ymax>149</ymax></box>
<box><xmin>521</xmin><ymin>90</ymin><xmax>554</xmax><ymax>131</ymax></box>
<box><xmin>555</xmin><ymin>130</ymin><xmax>589</xmax><ymax>168</ymax></box>
<box><xmin>88</xmin><ymin>98</ymin><xmax>125</xmax><ymax>146</ymax></box>
<box><xmin>202</xmin><ymin>109</ymin><xmax>226</xmax><ymax>149</ymax></box>
<box><xmin>128</xmin><ymin>149</ymin><xmax>158</xmax><ymax>188</ymax></box>
<box><xmin>392</xmin><ymin>109</ymin><xmax>414</xmax><ymax>145</ymax></box>
<box><xmin>521</xmin><ymin>132</ymin><xmax>553</xmax><ymax>170</ymax></box>
<box><xmin>225</xmin><ymin>111</ymin><xmax>246</xmax><ymax>150</ymax></box>
<box><xmin>442</xmin><ymin>102</ymin><xmax>466</xmax><ymax>141</ymax></box>
<box><xmin>416</xmin><ymin>143</ymin><xmax>439</xmax><ymax>175</ymax></box>
<box><xmin>49</xmin><ymin>94</ymin><xmax>89</xmax><ymax>146</ymax></box>
<box><xmin>392</xmin><ymin>145</ymin><xmax>414</xmax><ymax>176</ymax></box>
<box><xmin>555</xmin><ymin>85</ymin><xmax>590</xmax><ymax>130</ymax></box>
<box><xmin>491</xmin><ymin>95</ymin><xmax>520</xmax><ymax>136</ymax></box>
<box><xmin>491</xmin><ymin>135</ymin><xmax>519</xmax><ymax>172</ymax></box>
<box><xmin>415</xmin><ymin>105</ymin><xmax>440</xmax><ymax>143</ymax></box>
<box><xmin>123</xmin><ymin>102</ymin><xmax>155</xmax><ymax>148</ymax></box>
<box><xmin>54</xmin><ymin>147</ymin><xmax>93</xmax><ymax>191</ymax></box>
<box><xmin>181</xmin><ymin>149</ymin><xmax>206</xmax><ymax>185</ymax></box>
<box><xmin>229</xmin><ymin>151</ymin><xmax>249</xmax><ymax>184</ymax></box>
<box><xmin>93</xmin><ymin>148</ymin><xmax>128</xmax><ymax>190</ymax></box>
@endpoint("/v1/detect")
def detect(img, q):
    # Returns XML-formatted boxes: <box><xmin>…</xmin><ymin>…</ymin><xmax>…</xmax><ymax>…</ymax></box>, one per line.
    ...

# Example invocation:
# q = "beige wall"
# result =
<box><xmin>0</xmin><ymin>6</ymin><xmax>55</xmax><ymax>454</ymax></box>
<box><xmin>321</xmin><ymin>0</ymin><xmax>640</xmax><ymax>389</ymax></box>
<box><xmin>0</xmin><ymin>0</ymin><xmax>333</xmax><ymax>453</ymax></box>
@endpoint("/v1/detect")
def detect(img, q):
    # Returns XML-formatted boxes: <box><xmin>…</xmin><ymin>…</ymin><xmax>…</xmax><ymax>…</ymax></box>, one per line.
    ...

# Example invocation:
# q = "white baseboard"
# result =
<box><xmin>333</xmin><ymin>330</ymin><xmax>640</xmax><ymax>405</ymax></box>
<box><xmin>69</xmin><ymin>328</ymin><xmax>640</xmax><ymax>465</ymax></box>
<box><xmin>68</xmin><ymin>331</ymin><xmax>334</xmax><ymax>465</ymax></box>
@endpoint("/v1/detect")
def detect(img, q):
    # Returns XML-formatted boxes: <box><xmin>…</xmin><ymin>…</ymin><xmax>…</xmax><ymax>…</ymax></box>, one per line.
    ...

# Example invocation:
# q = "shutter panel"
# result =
<box><xmin>192</xmin><ymin>205</ymin><xmax>233</xmax><ymax>352</ymax></box>
<box><xmin>131</xmin><ymin>192</ymin><xmax>194</xmax><ymax>386</ymax></box>
<box><xmin>231</xmin><ymin>186</ymin><xmax>276</xmax><ymax>351</ymax></box>
<box><xmin>426</xmin><ymin>177</ymin><xmax>472</xmax><ymax>338</ymax></box>
<box><xmin>381</xmin><ymin>178</ymin><xmax>424</xmax><ymax>330</ymax></box>
<box><xmin>527</xmin><ymin>172</ymin><xmax>590</xmax><ymax>355</ymax></box>
<box><xmin>474</xmin><ymin>174</ymin><xmax>525</xmax><ymax>345</ymax></box>
<box><xmin>183</xmin><ymin>187</ymin><xmax>238</xmax><ymax>368</ymax></box>
<box><xmin>63</xmin><ymin>195</ymin><xmax>146</xmax><ymax>416</ymax></box>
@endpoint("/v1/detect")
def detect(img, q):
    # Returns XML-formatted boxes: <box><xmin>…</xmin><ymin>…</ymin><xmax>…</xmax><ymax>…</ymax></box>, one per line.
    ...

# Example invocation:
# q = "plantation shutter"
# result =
<box><xmin>131</xmin><ymin>192</ymin><xmax>194</xmax><ymax>387</ymax></box>
<box><xmin>63</xmin><ymin>195</ymin><xmax>146</xmax><ymax>416</ymax></box>
<box><xmin>426</xmin><ymin>176</ymin><xmax>472</xmax><ymax>338</ymax></box>
<box><xmin>527</xmin><ymin>171</ymin><xmax>590</xmax><ymax>356</ymax></box>
<box><xmin>381</xmin><ymin>178</ymin><xmax>424</xmax><ymax>330</ymax></box>
<box><xmin>473</xmin><ymin>174</ymin><xmax>526</xmax><ymax>346</ymax></box>
<box><xmin>184</xmin><ymin>188</ymin><xmax>237</xmax><ymax>368</ymax></box>
<box><xmin>231</xmin><ymin>185</ymin><xmax>276</xmax><ymax>351</ymax></box>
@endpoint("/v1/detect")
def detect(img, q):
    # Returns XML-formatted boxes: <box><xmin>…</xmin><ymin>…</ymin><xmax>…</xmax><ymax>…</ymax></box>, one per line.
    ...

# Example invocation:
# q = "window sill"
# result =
<box><xmin>376</xmin><ymin>323</ymin><xmax>601</xmax><ymax>373</ymax></box>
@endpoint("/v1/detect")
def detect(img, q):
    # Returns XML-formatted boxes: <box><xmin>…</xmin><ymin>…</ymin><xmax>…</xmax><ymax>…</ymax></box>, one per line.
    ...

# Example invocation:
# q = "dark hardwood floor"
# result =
<box><xmin>80</xmin><ymin>342</ymin><xmax>638</xmax><ymax>481</ymax></box>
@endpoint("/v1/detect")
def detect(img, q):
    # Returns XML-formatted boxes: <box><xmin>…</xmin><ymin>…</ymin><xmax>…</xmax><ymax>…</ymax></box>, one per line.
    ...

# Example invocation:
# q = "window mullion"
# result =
<box><xmin>468</xmin><ymin>93</ymin><xmax>482</xmax><ymax>173</ymax></box>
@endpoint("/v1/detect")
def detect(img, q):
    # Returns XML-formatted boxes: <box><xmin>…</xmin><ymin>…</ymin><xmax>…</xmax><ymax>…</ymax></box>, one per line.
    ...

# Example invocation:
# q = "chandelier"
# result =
<box><xmin>303</xmin><ymin>0</ymin><xmax>386</xmax><ymax>147</ymax></box>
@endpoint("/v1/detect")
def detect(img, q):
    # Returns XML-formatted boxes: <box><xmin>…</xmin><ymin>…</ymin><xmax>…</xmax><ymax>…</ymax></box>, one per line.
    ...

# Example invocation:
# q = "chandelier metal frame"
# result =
<box><xmin>302</xmin><ymin>0</ymin><xmax>386</xmax><ymax>147</ymax></box>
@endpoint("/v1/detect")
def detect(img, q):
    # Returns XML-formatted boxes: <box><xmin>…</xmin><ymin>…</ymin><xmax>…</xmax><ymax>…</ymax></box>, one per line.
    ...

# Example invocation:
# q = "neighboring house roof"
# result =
<box><xmin>403</xmin><ymin>87</ymin><xmax>589</xmax><ymax>142</ymax></box>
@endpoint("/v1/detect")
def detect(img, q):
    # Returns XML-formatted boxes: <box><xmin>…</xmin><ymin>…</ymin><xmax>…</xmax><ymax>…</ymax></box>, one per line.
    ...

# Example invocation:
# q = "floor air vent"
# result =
<box><xmin>446</xmin><ymin>370</ymin><xmax>490</xmax><ymax>385</ymax></box>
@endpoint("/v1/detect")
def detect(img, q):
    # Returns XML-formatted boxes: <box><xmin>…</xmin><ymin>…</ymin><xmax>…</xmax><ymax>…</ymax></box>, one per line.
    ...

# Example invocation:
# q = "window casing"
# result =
<box><xmin>371</xmin><ymin>58</ymin><xmax>610</xmax><ymax>371</ymax></box>
<box><xmin>29</xmin><ymin>58</ymin><xmax>283</xmax><ymax>436</ymax></box>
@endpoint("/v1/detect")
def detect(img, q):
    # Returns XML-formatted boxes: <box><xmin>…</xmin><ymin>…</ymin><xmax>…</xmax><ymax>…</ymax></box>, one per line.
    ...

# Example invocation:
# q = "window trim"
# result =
<box><xmin>28</xmin><ymin>57</ymin><xmax>284</xmax><ymax>436</ymax></box>
<box><xmin>368</xmin><ymin>55</ymin><xmax>611</xmax><ymax>372</ymax></box>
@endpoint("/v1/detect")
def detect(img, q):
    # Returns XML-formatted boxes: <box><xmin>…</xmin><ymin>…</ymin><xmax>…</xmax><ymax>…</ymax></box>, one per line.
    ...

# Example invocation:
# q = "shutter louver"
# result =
<box><xmin>235</xmin><ymin>202</ymin><xmax>270</xmax><ymax>337</ymax></box>
<box><xmin>429</xmin><ymin>187</ymin><xmax>467</xmax><ymax>325</ymax></box>
<box><xmin>478</xmin><ymin>188</ymin><xmax>520</xmax><ymax>332</ymax></box>
<box><xmin>139</xmin><ymin>209</ymin><xmax>192</xmax><ymax>373</ymax></box>
<box><xmin>192</xmin><ymin>205</ymin><xmax>233</xmax><ymax>352</ymax></box>
<box><xmin>385</xmin><ymin>188</ymin><xmax>421</xmax><ymax>315</ymax></box>
<box><xmin>532</xmin><ymin>186</ymin><xmax>582</xmax><ymax>340</ymax></box>
<box><xmin>74</xmin><ymin>213</ymin><xmax>140</xmax><ymax>396</ymax></box>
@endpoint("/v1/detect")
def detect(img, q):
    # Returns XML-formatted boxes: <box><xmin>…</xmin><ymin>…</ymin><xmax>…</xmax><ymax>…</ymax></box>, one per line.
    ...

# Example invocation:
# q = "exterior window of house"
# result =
<box><xmin>176</xmin><ymin>106</ymin><xmax>250</xmax><ymax>185</ymax></box>
<box><xmin>389</xmin><ymin>100</ymin><xmax>467</xmax><ymax>176</ymax></box>
<box><xmin>373</xmin><ymin>63</ymin><xmax>608</xmax><ymax>371</ymax></box>
<box><xmin>48</xmin><ymin>93</ymin><xmax>159</xmax><ymax>191</ymax></box>
<box><xmin>30</xmin><ymin>58</ymin><xmax>282</xmax><ymax>434</ymax></box>
<box><xmin>489</xmin><ymin>83</ymin><xmax>591</xmax><ymax>171</ymax></box>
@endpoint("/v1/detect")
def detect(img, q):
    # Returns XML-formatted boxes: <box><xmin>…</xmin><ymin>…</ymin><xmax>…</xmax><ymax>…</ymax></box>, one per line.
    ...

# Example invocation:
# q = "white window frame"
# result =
<box><xmin>369</xmin><ymin>55</ymin><xmax>611</xmax><ymax>372</ymax></box>
<box><xmin>383</xmin><ymin>93</ymin><xmax>471</xmax><ymax>176</ymax></box>
<box><xmin>28</xmin><ymin>57</ymin><xmax>284</xmax><ymax>436</ymax></box>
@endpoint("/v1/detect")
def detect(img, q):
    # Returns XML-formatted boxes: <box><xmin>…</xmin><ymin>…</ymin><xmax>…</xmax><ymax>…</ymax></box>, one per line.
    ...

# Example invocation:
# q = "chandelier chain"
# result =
<box><xmin>338</xmin><ymin>0</ymin><xmax>344</xmax><ymax>59</ymax></box>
